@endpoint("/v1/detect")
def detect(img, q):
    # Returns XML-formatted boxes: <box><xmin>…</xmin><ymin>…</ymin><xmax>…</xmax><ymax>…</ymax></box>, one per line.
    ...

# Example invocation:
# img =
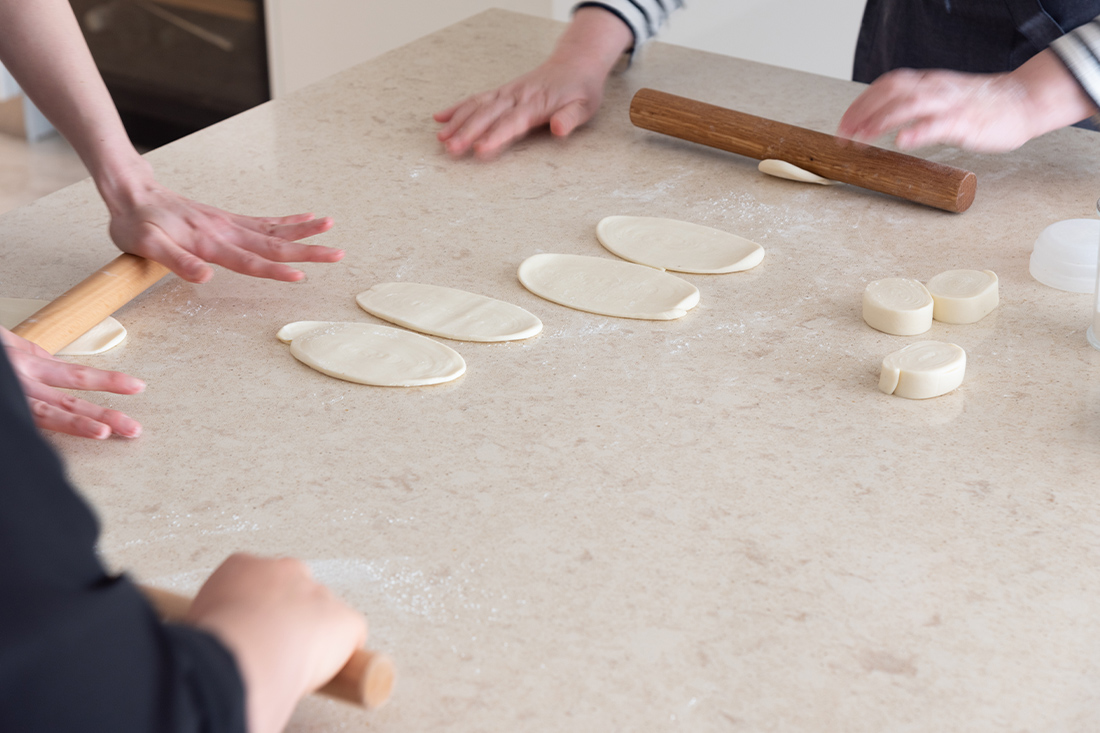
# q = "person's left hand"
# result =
<box><xmin>1</xmin><ymin>326</ymin><xmax>144</xmax><ymax>439</ymax></box>
<box><xmin>104</xmin><ymin>178</ymin><xmax>342</xmax><ymax>285</ymax></box>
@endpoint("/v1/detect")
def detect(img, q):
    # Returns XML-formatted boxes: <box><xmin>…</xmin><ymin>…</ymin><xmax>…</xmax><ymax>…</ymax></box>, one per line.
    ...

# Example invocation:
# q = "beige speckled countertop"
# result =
<box><xmin>5</xmin><ymin>9</ymin><xmax>1100</xmax><ymax>732</ymax></box>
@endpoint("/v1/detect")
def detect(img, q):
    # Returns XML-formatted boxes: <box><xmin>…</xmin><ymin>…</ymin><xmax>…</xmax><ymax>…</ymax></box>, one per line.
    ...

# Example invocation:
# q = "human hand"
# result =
<box><xmin>1</xmin><ymin>326</ymin><xmax>143</xmax><ymax>439</ymax></box>
<box><xmin>434</xmin><ymin>58</ymin><xmax>610</xmax><ymax>158</ymax></box>
<box><xmin>837</xmin><ymin>50</ymin><xmax>1097</xmax><ymax>151</ymax></box>
<box><xmin>187</xmin><ymin>554</ymin><xmax>368</xmax><ymax>733</ymax></box>
<box><xmin>433</xmin><ymin>6</ymin><xmax>633</xmax><ymax>159</ymax></box>
<box><xmin>103</xmin><ymin>172</ymin><xmax>341</xmax><ymax>285</ymax></box>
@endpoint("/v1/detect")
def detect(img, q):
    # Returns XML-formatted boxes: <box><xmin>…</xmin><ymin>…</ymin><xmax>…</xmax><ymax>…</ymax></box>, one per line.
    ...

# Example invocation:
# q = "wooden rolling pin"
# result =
<box><xmin>141</xmin><ymin>585</ymin><xmax>396</xmax><ymax>710</ymax></box>
<box><xmin>629</xmin><ymin>88</ymin><xmax>977</xmax><ymax>213</ymax></box>
<box><xmin>10</xmin><ymin>253</ymin><xmax>170</xmax><ymax>355</ymax></box>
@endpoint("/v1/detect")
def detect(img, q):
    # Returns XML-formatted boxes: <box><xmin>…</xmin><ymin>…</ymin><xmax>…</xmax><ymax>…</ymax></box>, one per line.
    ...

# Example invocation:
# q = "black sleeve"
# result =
<box><xmin>0</xmin><ymin>346</ymin><xmax>246</xmax><ymax>733</ymax></box>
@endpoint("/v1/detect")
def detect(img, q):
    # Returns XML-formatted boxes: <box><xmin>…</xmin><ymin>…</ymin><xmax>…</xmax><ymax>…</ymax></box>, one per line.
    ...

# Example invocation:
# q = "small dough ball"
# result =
<box><xmin>879</xmin><ymin>341</ymin><xmax>966</xmax><ymax>399</ymax></box>
<box><xmin>862</xmin><ymin>278</ymin><xmax>934</xmax><ymax>336</ymax></box>
<box><xmin>926</xmin><ymin>269</ymin><xmax>998</xmax><ymax>324</ymax></box>
<box><xmin>758</xmin><ymin>159</ymin><xmax>838</xmax><ymax>186</ymax></box>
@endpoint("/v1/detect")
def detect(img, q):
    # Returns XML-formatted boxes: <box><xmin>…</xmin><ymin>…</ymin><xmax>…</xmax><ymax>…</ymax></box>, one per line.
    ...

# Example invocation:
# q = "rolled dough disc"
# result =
<box><xmin>596</xmin><ymin>216</ymin><xmax>764</xmax><ymax>274</ymax></box>
<box><xmin>277</xmin><ymin>321</ymin><xmax>465</xmax><ymax>387</ymax></box>
<box><xmin>862</xmin><ymin>278</ymin><xmax>934</xmax><ymax>336</ymax></box>
<box><xmin>517</xmin><ymin>253</ymin><xmax>699</xmax><ymax>320</ymax></box>
<box><xmin>356</xmin><ymin>282</ymin><xmax>542</xmax><ymax>342</ymax></box>
<box><xmin>0</xmin><ymin>297</ymin><xmax>126</xmax><ymax>355</ymax></box>
<box><xmin>758</xmin><ymin>159</ymin><xmax>838</xmax><ymax>186</ymax></box>
<box><xmin>926</xmin><ymin>269</ymin><xmax>999</xmax><ymax>324</ymax></box>
<box><xmin>879</xmin><ymin>341</ymin><xmax>966</xmax><ymax>399</ymax></box>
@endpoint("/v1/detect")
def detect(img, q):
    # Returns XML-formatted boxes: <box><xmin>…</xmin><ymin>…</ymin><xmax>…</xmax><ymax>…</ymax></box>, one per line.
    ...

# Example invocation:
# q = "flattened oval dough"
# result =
<box><xmin>862</xmin><ymin>278</ymin><xmax>934</xmax><ymax>336</ymax></box>
<box><xmin>926</xmin><ymin>269</ymin><xmax>999</xmax><ymax>324</ymax></box>
<box><xmin>879</xmin><ymin>341</ymin><xmax>966</xmax><ymax>399</ymax></box>
<box><xmin>596</xmin><ymin>216</ymin><xmax>764</xmax><ymax>274</ymax></box>
<box><xmin>517</xmin><ymin>253</ymin><xmax>699</xmax><ymax>320</ymax></box>
<box><xmin>0</xmin><ymin>297</ymin><xmax>126</xmax><ymax>355</ymax></box>
<box><xmin>356</xmin><ymin>282</ymin><xmax>542</xmax><ymax>342</ymax></box>
<box><xmin>758</xmin><ymin>159</ymin><xmax>838</xmax><ymax>186</ymax></box>
<box><xmin>278</xmin><ymin>321</ymin><xmax>465</xmax><ymax>387</ymax></box>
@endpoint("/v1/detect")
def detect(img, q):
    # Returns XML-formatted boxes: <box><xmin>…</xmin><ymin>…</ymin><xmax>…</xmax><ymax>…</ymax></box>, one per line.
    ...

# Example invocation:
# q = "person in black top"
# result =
<box><xmin>0</xmin><ymin>342</ymin><xmax>368</xmax><ymax>732</ymax></box>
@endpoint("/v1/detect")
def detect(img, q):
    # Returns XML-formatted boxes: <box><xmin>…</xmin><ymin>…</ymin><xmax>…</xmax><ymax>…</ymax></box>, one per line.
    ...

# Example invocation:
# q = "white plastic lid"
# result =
<box><xmin>1030</xmin><ymin>218</ymin><xmax>1100</xmax><ymax>293</ymax></box>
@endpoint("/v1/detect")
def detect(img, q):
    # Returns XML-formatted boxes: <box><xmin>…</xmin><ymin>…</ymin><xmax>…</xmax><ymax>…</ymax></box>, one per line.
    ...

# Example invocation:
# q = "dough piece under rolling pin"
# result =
<box><xmin>879</xmin><ymin>341</ymin><xmax>966</xmax><ymax>399</ymax></box>
<box><xmin>758</xmin><ymin>159</ymin><xmax>839</xmax><ymax>186</ymax></box>
<box><xmin>926</xmin><ymin>269</ymin><xmax>999</xmax><ymax>324</ymax></box>
<box><xmin>0</xmin><ymin>297</ymin><xmax>126</xmax><ymax>355</ymax></box>
<box><xmin>862</xmin><ymin>278</ymin><xmax>934</xmax><ymax>336</ymax></box>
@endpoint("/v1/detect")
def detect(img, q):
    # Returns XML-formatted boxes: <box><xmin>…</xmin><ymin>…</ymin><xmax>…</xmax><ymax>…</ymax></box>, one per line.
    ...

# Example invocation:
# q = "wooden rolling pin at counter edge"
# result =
<box><xmin>10</xmin><ymin>253</ymin><xmax>170</xmax><ymax>355</ymax></box>
<box><xmin>629</xmin><ymin>88</ymin><xmax>977</xmax><ymax>214</ymax></box>
<box><xmin>141</xmin><ymin>585</ymin><xmax>396</xmax><ymax>710</ymax></box>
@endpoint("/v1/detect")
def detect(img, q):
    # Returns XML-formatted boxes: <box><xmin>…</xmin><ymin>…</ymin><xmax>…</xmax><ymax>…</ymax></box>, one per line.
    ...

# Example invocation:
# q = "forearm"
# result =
<box><xmin>1048</xmin><ymin>19</ymin><xmax>1100</xmax><ymax>124</ymax></box>
<box><xmin>1013</xmin><ymin>49</ymin><xmax>1098</xmax><ymax>138</ymax></box>
<box><xmin>0</xmin><ymin>0</ymin><xmax>151</xmax><ymax>208</ymax></box>
<box><xmin>551</xmin><ymin>6</ymin><xmax>634</xmax><ymax>78</ymax></box>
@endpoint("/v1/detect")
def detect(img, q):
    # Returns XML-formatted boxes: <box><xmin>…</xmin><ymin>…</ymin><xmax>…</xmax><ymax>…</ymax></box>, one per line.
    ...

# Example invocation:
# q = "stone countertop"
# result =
<box><xmin>4</xmin><ymin>9</ymin><xmax>1100</xmax><ymax>732</ymax></box>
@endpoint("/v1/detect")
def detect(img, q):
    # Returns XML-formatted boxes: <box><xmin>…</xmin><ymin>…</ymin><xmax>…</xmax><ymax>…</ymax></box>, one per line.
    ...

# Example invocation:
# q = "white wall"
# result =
<box><xmin>266</xmin><ymin>1</ymin><xmax>867</xmax><ymax>97</ymax></box>
<box><xmin>652</xmin><ymin>0</ymin><xmax>866</xmax><ymax>81</ymax></box>
<box><xmin>265</xmin><ymin>0</ymin><xmax>553</xmax><ymax>97</ymax></box>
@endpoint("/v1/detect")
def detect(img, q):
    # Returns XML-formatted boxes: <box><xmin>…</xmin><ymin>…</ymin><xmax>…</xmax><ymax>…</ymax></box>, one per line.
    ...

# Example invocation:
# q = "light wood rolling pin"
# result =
<box><xmin>10</xmin><ymin>253</ymin><xmax>170</xmax><ymax>355</ymax></box>
<box><xmin>141</xmin><ymin>585</ymin><xmax>396</xmax><ymax>710</ymax></box>
<box><xmin>629</xmin><ymin>88</ymin><xmax>977</xmax><ymax>214</ymax></box>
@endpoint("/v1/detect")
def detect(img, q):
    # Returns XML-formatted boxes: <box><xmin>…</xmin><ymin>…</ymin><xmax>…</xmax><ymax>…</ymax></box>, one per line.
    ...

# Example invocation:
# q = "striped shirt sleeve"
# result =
<box><xmin>574</xmin><ymin>0</ymin><xmax>684</xmax><ymax>59</ymax></box>
<box><xmin>1051</xmin><ymin>17</ymin><xmax>1100</xmax><ymax>108</ymax></box>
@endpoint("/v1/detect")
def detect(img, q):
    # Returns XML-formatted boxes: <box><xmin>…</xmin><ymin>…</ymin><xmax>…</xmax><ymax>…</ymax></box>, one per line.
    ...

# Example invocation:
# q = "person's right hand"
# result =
<box><xmin>434</xmin><ymin>58</ymin><xmax>610</xmax><ymax>159</ymax></box>
<box><xmin>2</xmin><ymin>326</ymin><xmax>144</xmax><ymax>439</ymax></box>
<box><xmin>187</xmin><ymin>554</ymin><xmax>368</xmax><ymax>733</ymax></box>
<box><xmin>434</xmin><ymin>6</ymin><xmax>634</xmax><ymax>159</ymax></box>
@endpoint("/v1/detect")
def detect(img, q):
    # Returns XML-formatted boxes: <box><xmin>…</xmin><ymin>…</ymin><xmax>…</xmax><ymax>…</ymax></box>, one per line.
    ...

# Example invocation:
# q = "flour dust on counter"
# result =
<box><xmin>277</xmin><ymin>321</ymin><xmax>465</xmax><ymax>387</ymax></box>
<box><xmin>356</xmin><ymin>282</ymin><xmax>542</xmax><ymax>342</ymax></box>
<box><xmin>517</xmin><ymin>253</ymin><xmax>700</xmax><ymax>320</ymax></box>
<box><xmin>0</xmin><ymin>296</ymin><xmax>127</xmax><ymax>355</ymax></box>
<box><xmin>595</xmin><ymin>216</ymin><xmax>765</xmax><ymax>274</ymax></box>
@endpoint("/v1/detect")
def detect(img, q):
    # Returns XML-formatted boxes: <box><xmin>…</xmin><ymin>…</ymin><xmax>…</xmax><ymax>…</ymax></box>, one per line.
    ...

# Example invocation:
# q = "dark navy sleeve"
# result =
<box><xmin>0</xmin><ymin>345</ymin><xmax>246</xmax><ymax>733</ymax></box>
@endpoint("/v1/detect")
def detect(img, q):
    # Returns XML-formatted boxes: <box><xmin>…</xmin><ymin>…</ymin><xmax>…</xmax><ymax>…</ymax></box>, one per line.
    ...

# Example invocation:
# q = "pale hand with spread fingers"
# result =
<box><xmin>102</xmin><ymin>163</ymin><xmax>341</xmax><ymax>285</ymax></box>
<box><xmin>837</xmin><ymin>49</ymin><xmax>1098</xmax><ymax>151</ymax></box>
<box><xmin>434</xmin><ymin>6</ymin><xmax>633</xmax><ymax>159</ymax></box>
<box><xmin>1</xmin><ymin>326</ymin><xmax>144</xmax><ymax>440</ymax></box>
